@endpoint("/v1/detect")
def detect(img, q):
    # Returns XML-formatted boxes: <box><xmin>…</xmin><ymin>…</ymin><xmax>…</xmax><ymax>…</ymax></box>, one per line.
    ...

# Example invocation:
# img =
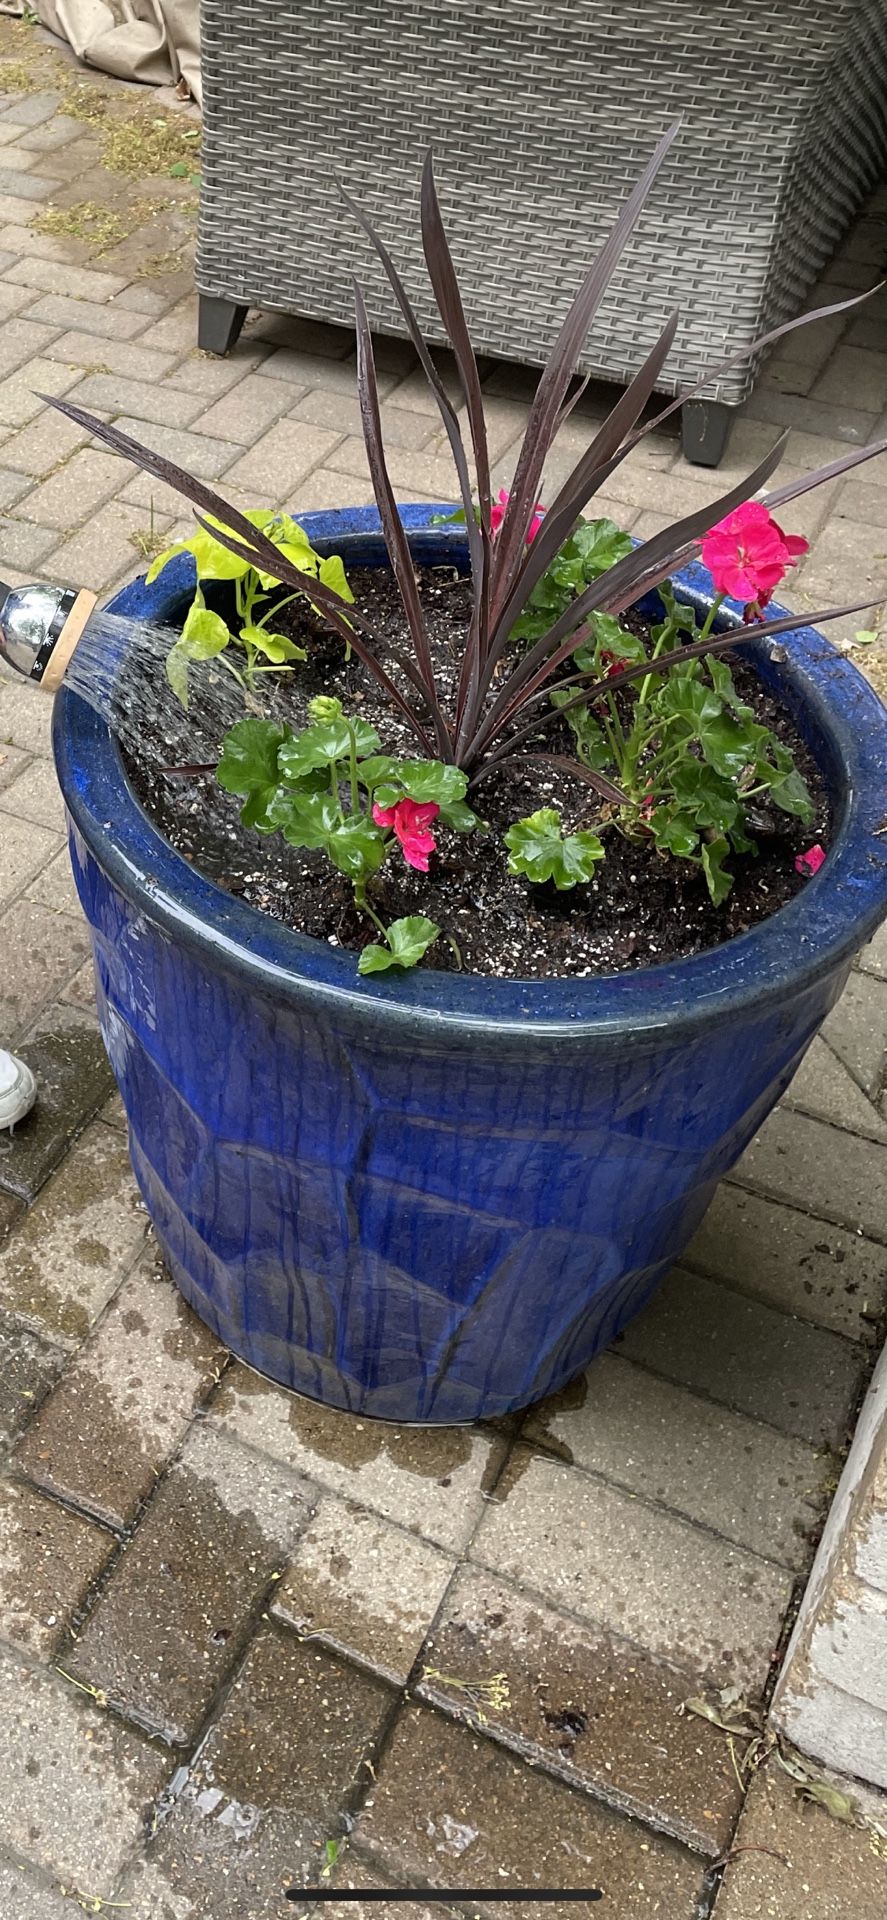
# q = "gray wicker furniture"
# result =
<box><xmin>197</xmin><ymin>0</ymin><xmax>887</xmax><ymax>466</ymax></box>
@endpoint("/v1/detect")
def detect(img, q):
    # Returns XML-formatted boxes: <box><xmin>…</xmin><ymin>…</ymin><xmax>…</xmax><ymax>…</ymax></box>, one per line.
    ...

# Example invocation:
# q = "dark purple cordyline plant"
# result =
<box><xmin>47</xmin><ymin>123</ymin><xmax>886</xmax><ymax>806</ymax></box>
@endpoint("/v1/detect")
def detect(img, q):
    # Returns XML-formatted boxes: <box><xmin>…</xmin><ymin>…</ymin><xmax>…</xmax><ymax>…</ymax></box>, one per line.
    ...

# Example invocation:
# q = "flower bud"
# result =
<box><xmin>308</xmin><ymin>695</ymin><xmax>343</xmax><ymax>723</ymax></box>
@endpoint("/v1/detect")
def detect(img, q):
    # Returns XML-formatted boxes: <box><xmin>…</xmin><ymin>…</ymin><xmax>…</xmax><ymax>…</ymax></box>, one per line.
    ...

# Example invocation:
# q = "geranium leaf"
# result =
<box><xmin>351</xmin><ymin>718</ymin><xmax>384</xmax><ymax>758</ymax></box>
<box><xmin>697</xmin><ymin>712</ymin><xmax>762</xmax><ymax>780</ymax></box>
<box><xmin>273</xmin><ymin>791</ymin><xmax>342</xmax><ymax>850</ymax></box>
<box><xmin>655</xmin><ymin>678</ymin><xmax>722</xmax><ymax>728</ymax></box>
<box><xmin>381</xmin><ymin>761</ymin><xmax>469</xmax><ymax>806</ymax></box>
<box><xmin>707</xmin><ymin>656</ymin><xmax>752</xmax><ymax>717</ymax></box>
<box><xmin>670</xmin><ymin>762</ymin><xmax>741</xmax><ymax>832</ymax></box>
<box><xmin>240</xmin><ymin>785</ymin><xmax>283</xmax><ymax>832</ymax></box>
<box><xmin>327</xmin><ymin>817</ymin><xmax>388</xmax><ymax>879</ymax></box>
<box><xmin>359</xmin><ymin>915</ymin><xmax>440</xmax><ymax>973</ymax></box>
<box><xmin>570</xmin><ymin>517</ymin><xmax>635</xmax><ymax>576</ymax></box>
<box><xmin>649</xmin><ymin>807</ymin><xmax>700</xmax><ymax>858</ymax></box>
<box><xmin>505</xmin><ymin>807</ymin><xmax>604</xmax><ymax>889</ymax></box>
<box><xmin>358</xmin><ymin>943</ymin><xmax>396</xmax><ymax>974</ymax></box>
<box><xmin>767</xmin><ymin>764</ymin><xmax>815</xmax><ymax>820</ymax></box>
<box><xmin>356</xmin><ymin>754</ymin><xmax>400</xmax><ymax>790</ymax></box>
<box><xmin>439</xmin><ymin>799</ymin><xmax>481</xmax><ymax>832</ymax></box>
<box><xmin>217</xmin><ymin>717</ymin><xmax>288</xmax><ymax>794</ymax></box>
<box><xmin>550</xmin><ymin>689</ymin><xmax>612</xmax><ymax>771</ymax></box>
<box><xmin>700</xmin><ymin>835</ymin><xmax>733</xmax><ymax>904</ymax></box>
<box><xmin>277</xmin><ymin>714</ymin><xmax>381</xmax><ymax>781</ymax></box>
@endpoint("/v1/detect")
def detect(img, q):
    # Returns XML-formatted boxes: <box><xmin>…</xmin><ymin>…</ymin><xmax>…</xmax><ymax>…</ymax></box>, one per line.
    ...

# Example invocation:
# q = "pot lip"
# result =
<box><xmin>54</xmin><ymin>502</ymin><xmax>887</xmax><ymax>1043</ymax></box>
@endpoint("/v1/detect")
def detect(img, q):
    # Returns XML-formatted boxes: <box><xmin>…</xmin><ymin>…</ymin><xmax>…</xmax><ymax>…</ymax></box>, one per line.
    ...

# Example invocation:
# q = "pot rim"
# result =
<box><xmin>53</xmin><ymin>502</ymin><xmax>887</xmax><ymax>1044</ymax></box>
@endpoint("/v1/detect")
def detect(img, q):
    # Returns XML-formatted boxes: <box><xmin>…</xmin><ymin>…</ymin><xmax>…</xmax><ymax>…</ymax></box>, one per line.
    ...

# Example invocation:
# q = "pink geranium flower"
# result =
<box><xmin>489</xmin><ymin>487</ymin><xmax>544</xmax><ymax>543</ymax></box>
<box><xmin>701</xmin><ymin>502</ymin><xmax>808</xmax><ymax>610</ymax></box>
<box><xmin>372</xmin><ymin>797</ymin><xmax>441</xmax><ymax>871</ymax></box>
<box><xmin>795</xmin><ymin>844</ymin><xmax>826</xmax><ymax>878</ymax></box>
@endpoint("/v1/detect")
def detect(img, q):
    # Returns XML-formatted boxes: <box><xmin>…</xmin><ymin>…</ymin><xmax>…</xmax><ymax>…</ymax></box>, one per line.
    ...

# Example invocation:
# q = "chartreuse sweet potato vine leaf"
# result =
<box><xmin>165</xmin><ymin>587</ymin><xmax>237</xmax><ymax>707</ymax></box>
<box><xmin>150</xmin><ymin>509</ymin><xmax>349</xmax><ymax>698</ymax></box>
<box><xmin>505</xmin><ymin>809</ymin><xmax>605</xmax><ymax>890</ymax></box>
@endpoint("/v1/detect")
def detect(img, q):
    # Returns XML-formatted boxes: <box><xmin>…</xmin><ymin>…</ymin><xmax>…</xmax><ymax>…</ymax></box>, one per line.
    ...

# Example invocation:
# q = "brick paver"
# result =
<box><xmin>472</xmin><ymin>1448</ymin><xmax>794</xmax><ymax>1696</ymax></box>
<box><xmin>0</xmin><ymin>1307</ymin><xmax>60</xmax><ymax>1449</ymax></box>
<box><xmin>0</xmin><ymin>19</ymin><xmax>885</xmax><ymax>1910</ymax></box>
<box><xmin>683</xmin><ymin>1184</ymin><xmax>887</xmax><ymax>1341</ymax></box>
<box><xmin>0</xmin><ymin>1646</ymin><xmax>167</xmax><ymax>1888</ymax></box>
<box><xmin>270</xmin><ymin>1495</ymin><xmax>455</xmax><ymax>1685</ymax></box>
<box><xmin>133</xmin><ymin>1627</ymin><xmax>393</xmax><ymax>1916</ymax></box>
<box><xmin>209</xmin><ymin>1365</ymin><xmax>505</xmax><ymax>1553</ymax></box>
<box><xmin>0</xmin><ymin>1001</ymin><xmax>113</xmax><ymax>1201</ymax></box>
<box><xmin>14</xmin><ymin>1248</ymin><xmax>226</xmax><ymax>1527</ymax></box>
<box><xmin>0</xmin><ymin>1475</ymin><xmax>113</xmax><ymax>1655</ymax></box>
<box><xmin>0</xmin><ymin>1119</ymin><xmax>145</xmax><ymax>1339</ymax></box>
<box><xmin>714</xmin><ymin>1764</ymin><xmax>887</xmax><ymax>1918</ymax></box>
<box><xmin>782</xmin><ymin>1034</ymin><xmax>887</xmax><ymax>1144</ymax></box>
<box><xmin>522</xmin><ymin>1349</ymin><xmax>826</xmax><ymax>1568</ymax></box>
<box><xmin>615</xmin><ymin>1266</ymin><xmax>865</xmax><ymax>1448</ymax></box>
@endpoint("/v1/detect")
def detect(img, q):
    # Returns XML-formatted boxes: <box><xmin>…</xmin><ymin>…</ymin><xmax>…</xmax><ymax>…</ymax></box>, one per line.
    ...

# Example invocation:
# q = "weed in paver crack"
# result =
<box><xmin>128</xmin><ymin>508</ymin><xmax>168</xmax><ymax>562</ymax></box>
<box><xmin>55</xmin><ymin>1664</ymin><xmax>109</xmax><ymax>1708</ymax></box>
<box><xmin>687</xmin><ymin>1686</ymin><xmax>887</xmax><ymax>1860</ymax></box>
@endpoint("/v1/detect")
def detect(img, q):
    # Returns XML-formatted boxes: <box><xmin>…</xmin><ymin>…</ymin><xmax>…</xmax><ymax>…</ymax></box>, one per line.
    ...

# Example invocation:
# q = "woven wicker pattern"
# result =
<box><xmin>197</xmin><ymin>0</ymin><xmax>887</xmax><ymax>405</ymax></box>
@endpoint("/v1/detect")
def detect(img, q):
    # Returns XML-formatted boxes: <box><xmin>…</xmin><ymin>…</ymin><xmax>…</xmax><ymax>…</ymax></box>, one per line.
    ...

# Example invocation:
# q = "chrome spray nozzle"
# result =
<box><xmin>0</xmin><ymin>580</ymin><xmax>97</xmax><ymax>691</ymax></box>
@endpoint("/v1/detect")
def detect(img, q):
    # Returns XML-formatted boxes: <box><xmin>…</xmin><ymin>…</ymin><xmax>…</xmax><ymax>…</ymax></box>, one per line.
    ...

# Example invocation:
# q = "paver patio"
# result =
<box><xmin>0</xmin><ymin>14</ymin><xmax>886</xmax><ymax>1919</ymax></box>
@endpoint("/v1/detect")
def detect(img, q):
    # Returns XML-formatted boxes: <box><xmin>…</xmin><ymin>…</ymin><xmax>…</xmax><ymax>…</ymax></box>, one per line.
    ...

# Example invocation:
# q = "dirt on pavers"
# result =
<box><xmin>715</xmin><ymin>1762</ymin><xmax>887</xmax><ymax>1917</ymax></box>
<box><xmin>0</xmin><ymin>12</ymin><xmax>198</xmax><ymax>281</ymax></box>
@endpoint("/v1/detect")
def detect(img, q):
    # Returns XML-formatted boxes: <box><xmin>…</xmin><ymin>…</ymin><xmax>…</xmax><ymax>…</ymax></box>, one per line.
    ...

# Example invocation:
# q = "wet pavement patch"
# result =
<box><xmin>0</xmin><ymin>1002</ymin><xmax>113</xmax><ymax>1204</ymax></box>
<box><xmin>269</xmin><ymin>1494</ymin><xmax>455</xmax><ymax>1686</ymax></box>
<box><xmin>0</xmin><ymin>1119</ymin><xmax>145</xmax><ymax>1345</ymax></box>
<box><xmin>14</xmin><ymin>1249</ymin><xmax>227</xmax><ymax>1528</ymax></box>
<box><xmin>0</xmin><ymin>1476</ymin><xmax>114</xmax><ymax>1655</ymax></box>
<box><xmin>65</xmin><ymin>1423</ymin><xmax>316</xmax><ymax>1744</ymax></box>
<box><xmin>354</xmin><ymin>1703</ymin><xmax>705</xmax><ymax>1918</ymax></box>
<box><xmin>416</xmin><ymin>1565</ymin><xmax>742</xmax><ymax>1858</ymax></box>
<box><xmin>210</xmin><ymin>1365</ymin><xmax>504</xmax><ymax>1553</ymax></box>
<box><xmin>141</xmin><ymin>1627</ymin><xmax>393</xmax><ymax>1918</ymax></box>
<box><xmin>0</xmin><ymin>1307</ymin><xmax>63</xmax><ymax>1450</ymax></box>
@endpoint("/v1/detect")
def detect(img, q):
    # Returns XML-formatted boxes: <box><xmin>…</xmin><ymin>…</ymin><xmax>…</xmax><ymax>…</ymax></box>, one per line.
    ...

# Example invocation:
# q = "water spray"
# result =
<box><xmin>0</xmin><ymin>573</ymin><xmax>248</xmax><ymax>777</ymax></box>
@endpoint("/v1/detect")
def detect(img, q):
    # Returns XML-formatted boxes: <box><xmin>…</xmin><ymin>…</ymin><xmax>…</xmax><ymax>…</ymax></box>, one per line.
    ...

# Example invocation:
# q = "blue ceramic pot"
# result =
<box><xmin>54</xmin><ymin>506</ymin><xmax>887</xmax><ymax>1422</ymax></box>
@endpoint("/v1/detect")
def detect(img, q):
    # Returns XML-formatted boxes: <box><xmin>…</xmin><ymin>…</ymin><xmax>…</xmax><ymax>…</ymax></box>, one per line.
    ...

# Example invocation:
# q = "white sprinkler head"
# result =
<box><xmin>0</xmin><ymin>1050</ymin><xmax>36</xmax><ymax>1132</ymax></box>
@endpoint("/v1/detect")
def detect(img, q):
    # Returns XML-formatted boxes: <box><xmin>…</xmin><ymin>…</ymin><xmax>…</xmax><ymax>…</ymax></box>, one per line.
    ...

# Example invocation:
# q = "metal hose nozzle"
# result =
<box><xmin>0</xmin><ymin>580</ymin><xmax>97</xmax><ymax>691</ymax></box>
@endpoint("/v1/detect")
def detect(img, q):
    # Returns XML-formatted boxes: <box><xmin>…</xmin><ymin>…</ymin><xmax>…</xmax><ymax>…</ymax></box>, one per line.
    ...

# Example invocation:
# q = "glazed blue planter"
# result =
<box><xmin>54</xmin><ymin>506</ymin><xmax>887</xmax><ymax>1422</ymax></box>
